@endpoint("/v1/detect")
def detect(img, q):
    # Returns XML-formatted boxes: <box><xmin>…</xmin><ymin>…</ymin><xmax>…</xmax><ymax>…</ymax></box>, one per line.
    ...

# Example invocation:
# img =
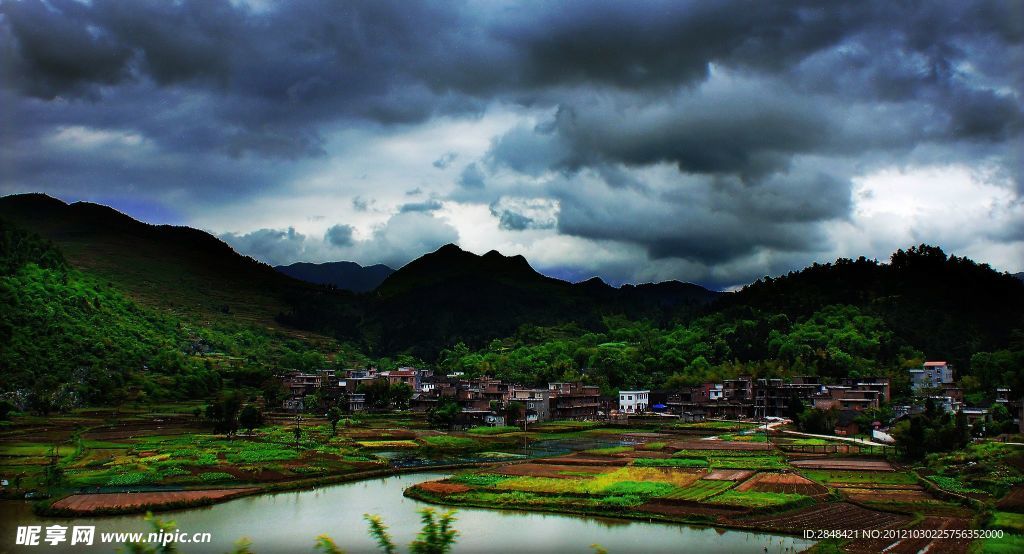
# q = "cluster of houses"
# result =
<box><xmin>281</xmin><ymin>367</ymin><xmax>611</xmax><ymax>427</ymax></box>
<box><xmin>279</xmin><ymin>361</ymin><xmax>1021</xmax><ymax>435</ymax></box>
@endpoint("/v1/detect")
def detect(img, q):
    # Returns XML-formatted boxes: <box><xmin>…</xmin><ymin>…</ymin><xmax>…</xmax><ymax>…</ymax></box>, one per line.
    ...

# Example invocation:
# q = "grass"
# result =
<box><xmin>709</xmin><ymin>490</ymin><xmax>808</xmax><ymax>508</ymax></box>
<box><xmin>661</xmin><ymin>480</ymin><xmax>733</xmax><ymax>501</ymax></box>
<box><xmin>0</xmin><ymin>444</ymin><xmax>76</xmax><ymax>456</ymax></box>
<box><xmin>581</xmin><ymin>446</ymin><xmax>633</xmax><ymax>455</ymax></box>
<box><xmin>928</xmin><ymin>475</ymin><xmax>987</xmax><ymax>495</ymax></box>
<box><xmin>785</xmin><ymin>438</ymin><xmax>834</xmax><ymax>446</ymax></box>
<box><xmin>800</xmin><ymin>470</ymin><xmax>918</xmax><ymax>485</ymax></box>
<box><xmin>990</xmin><ymin>511</ymin><xmax>1024</xmax><ymax>533</ymax></box>
<box><xmin>466</xmin><ymin>426</ymin><xmax>520</xmax><ymax>435</ymax></box>
<box><xmin>709</xmin><ymin>456</ymin><xmax>788</xmax><ymax>470</ymax></box>
<box><xmin>448</xmin><ymin>473</ymin><xmax>513</xmax><ymax>487</ymax></box>
<box><xmin>496</xmin><ymin>476</ymin><xmax>586</xmax><ymax>494</ymax></box>
<box><xmin>354</xmin><ymin>440</ymin><xmax>419</xmax><ymax>449</ymax></box>
<box><xmin>600</xmin><ymin>481</ymin><xmax>677</xmax><ymax>496</ymax></box>
<box><xmin>974</xmin><ymin>535</ymin><xmax>1024</xmax><ymax>553</ymax></box>
<box><xmin>420</xmin><ymin>436</ymin><xmax>478</xmax><ymax>449</ymax></box>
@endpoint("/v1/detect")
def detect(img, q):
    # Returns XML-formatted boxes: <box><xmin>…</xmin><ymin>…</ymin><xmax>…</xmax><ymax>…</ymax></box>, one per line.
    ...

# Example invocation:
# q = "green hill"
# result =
<box><xmin>0</xmin><ymin>194</ymin><xmax>352</xmax><ymax>337</ymax></box>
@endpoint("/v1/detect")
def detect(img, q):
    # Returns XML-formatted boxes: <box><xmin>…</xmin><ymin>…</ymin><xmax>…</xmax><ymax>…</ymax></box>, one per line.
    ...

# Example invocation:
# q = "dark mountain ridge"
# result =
<box><xmin>275</xmin><ymin>261</ymin><xmax>395</xmax><ymax>293</ymax></box>
<box><xmin>0</xmin><ymin>194</ymin><xmax>721</xmax><ymax>356</ymax></box>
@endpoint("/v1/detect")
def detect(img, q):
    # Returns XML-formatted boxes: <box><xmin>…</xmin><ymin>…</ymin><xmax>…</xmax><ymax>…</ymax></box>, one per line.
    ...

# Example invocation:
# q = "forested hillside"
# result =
<box><xmin>436</xmin><ymin>246</ymin><xmax>1024</xmax><ymax>398</ymax></box>
<box><xmin>0</xmin><ymin>219</ymin><xmax>343</xmax><ymax>411</ymax></box>
<box><xmin>3</xmin><ymin>193</ymin><xmax>1023</xmax><ymax>412</ymax></box>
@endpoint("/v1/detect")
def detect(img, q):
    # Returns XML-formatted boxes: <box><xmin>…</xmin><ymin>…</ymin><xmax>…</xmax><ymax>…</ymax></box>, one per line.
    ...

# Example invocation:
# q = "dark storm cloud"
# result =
<box><xmin>458</xmin><ymin>163</ymin><xmax>486</xmax><ymax>189</ymax></box>
<box><xmin>398</xmin><ymin>199</ymin><xmax>443</xmax><ymax>213</ymax></box>
<box><xmin>324</xmin><ymin>224</ymin><xmax>355</xmax><ymax>247</ymax></box>
<box><xmin>220</xmin><ymin>226</ymin><xmax>306</xmax><ymax>266</ymax></box>
<box><xmin>1</xmin><ymin>0</ymin><xmax>1021</xmax><ymax>282</ymax></box>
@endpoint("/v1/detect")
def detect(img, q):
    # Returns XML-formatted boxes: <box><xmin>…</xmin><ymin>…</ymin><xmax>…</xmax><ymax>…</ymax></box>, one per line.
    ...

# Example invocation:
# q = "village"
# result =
<box><xmin>280</xmin><ymin>360</ymin><xmax>1023</xmax><ymax>439</ymax></box>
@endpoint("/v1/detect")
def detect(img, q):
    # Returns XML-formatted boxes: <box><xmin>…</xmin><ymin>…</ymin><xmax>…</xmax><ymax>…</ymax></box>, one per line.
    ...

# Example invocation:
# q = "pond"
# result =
<box><xmin>0</xmin><ymin>473</ymin><xmax>814</xmax><ymax>553</ymax></box>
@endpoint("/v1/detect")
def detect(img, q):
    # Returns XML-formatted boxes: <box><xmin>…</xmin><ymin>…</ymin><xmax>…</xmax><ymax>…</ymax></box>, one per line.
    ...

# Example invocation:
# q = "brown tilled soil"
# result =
<box><xmin>735</xmin><ymin>472</ymin><xmax>829</xmax><ymax>496</ymax></box>
<box><xmin>842</xmin><ymin>515</ymin><xmax>973</xmax><ymax>554</ymax></box>
<box><xmin>416</xmin><ymin>482</ymin><xmax>471</xmax><ymax>494</ymax></box>
<box><xmin>997</xmin><ymin>484</ymin><xmax>1024</xmax><ymax>512</ymax></box>
<box><xmin>665</xmin><ymin>440</ymin><xmax>773</xmax><ymax>451</ymax></box>
<box><xmin>493</xmin><ymin>463</ymin><xmax>612</xmax><ymax>479</ymax></box>
<box><xmin>788</xmin><ymin>458</ymin><xmax>894</xmax><ymax>471</ymax></box>
<box><xmin>618</xmin><ymin>450</ymin><xmax>673</xmax><ymax>459</ymax></box>
<box><xmin>840</xmin><ymin>487</ymin><xmax>939</xmax><ymax>504</ymax></box>
<box><xmin>51</xmin><ymin>489</ymin><xmax>258</xmax><ymax>514</ymax></box>
<box><xmin>532</xmin><ymin>454</ymin><xmax>630</xmax><ymax>466</ymax></box>
<box><xmin>639</xmin><ymin>498</ymin><xmax>748</xmax><ymax>518</ymax></box>
<box><xmin>739</xmin><ymin>502</ymin><xmax>911</xmax><ymax>532</ymax></box>
<box><xmin>703</xmin><ymin>469</ymin><xmax>755</xmax><ymax>481</ymax></box>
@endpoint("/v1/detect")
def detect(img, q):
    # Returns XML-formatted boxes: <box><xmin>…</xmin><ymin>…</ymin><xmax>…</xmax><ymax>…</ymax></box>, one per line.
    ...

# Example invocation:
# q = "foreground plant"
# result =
<box><xmin>309</xmin><ymin>508</ymin><xmax>458</xmax><ymax>554</ymax></box>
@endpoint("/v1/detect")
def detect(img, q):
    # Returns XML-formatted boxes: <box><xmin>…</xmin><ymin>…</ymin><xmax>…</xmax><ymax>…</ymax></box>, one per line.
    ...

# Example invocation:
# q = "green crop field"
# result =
<box><xmin>661</xmin><ymin>480</ymin><xmax>733</xmax><ymax>501</ymax></box>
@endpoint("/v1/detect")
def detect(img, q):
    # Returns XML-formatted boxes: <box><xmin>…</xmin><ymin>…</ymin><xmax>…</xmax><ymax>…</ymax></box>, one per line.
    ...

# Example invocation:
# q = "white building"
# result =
<box><xmin>911</xmin><ymin>361</ymin><xmax>954</xmax><ymax>392</ymax></box>
<box><xmin>619</xmin><ymin>390</ymin><xmax>650</xmax><ymax>414</ymax></box>
<box><xmin>708</xmin><ymin>384</ymin><xmax>724</xmax><ymax>401</ymax></box>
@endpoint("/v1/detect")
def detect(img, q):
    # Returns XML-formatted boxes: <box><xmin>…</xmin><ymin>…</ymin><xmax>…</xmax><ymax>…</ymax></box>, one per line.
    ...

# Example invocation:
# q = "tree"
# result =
<box><xmin>389</xmin><ymin>383</ymin><xmax>414</xmax><ymax>410</ymax></box>
<box><xmin>239</xmin><ymin>405</ymin><xmax>263</xmax><ymax>435</ymax></box>
<box><xmin>327</xmin><ymin>407</ymin><xmax>343</xmax><ymax>436</ymax></box>
<box><xmin>427</xmin><ymin>399</ymin><xmax>461</xmax><ymax>429</ymax></box>
<box><xmin>505</xmin><ymin>401</ymin><xmax>525</xmax><ymax>427</ymax></box>
<box><xmin>786</xmin><ymin>392</ymin><xmax>805</xmax><ymax>421</ymax></box>
<box><xmin>991</xmin><ymin>402</ymin><xmax>1015</xmax><ymax>434</ymax></box>
<box><xmin>207</xmin><ymin>392</ymin><xmax>242</xmax><ymax>436</ymax></box>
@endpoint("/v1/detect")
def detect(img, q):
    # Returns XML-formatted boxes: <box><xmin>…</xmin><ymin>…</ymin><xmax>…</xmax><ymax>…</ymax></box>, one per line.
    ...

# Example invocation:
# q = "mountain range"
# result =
<box><xmin>275</xmin><ymin>261</ymin><xmax>395</xmax><ymax>293</ymax></box>
<box><xmin>0</xmin><ymin>194</ymin><xmax>722</xmax><ymax>355</ymax></box>
<box><xmin>2</xmin><ymin>192</ymin><xmax>1023</xmax><ymax>401</ymax></box>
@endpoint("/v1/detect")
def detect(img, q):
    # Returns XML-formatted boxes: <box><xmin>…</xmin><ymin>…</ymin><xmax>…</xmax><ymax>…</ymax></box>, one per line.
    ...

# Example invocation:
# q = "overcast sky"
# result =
<box><xmin>1</xmin><ymin>0</ymin><xmax>1021</xmax><ymax>289</ymax></box>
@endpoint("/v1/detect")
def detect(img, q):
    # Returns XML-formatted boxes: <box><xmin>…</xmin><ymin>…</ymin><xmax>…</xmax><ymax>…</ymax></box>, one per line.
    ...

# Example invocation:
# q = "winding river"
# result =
<box><xmin>0</xmin><ymin>473</ymin><xmax>814</xmax><ymax>553</ymax></box>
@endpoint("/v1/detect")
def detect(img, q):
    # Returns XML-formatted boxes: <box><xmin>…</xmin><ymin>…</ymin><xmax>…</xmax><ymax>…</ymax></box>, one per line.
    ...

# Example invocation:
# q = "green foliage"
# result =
<box><xmin>448</xmin><ymin>473</ymin><xmax>512</xmax><ymax>487</ymax></box>
<box><xmin>420</xmin><ymin>436</ymin><xmax>478</xmax><ymax>449</ymax></box>
<box><xmin>581</xmin><ymin>446</ymin><xmax>633</xmax><ymax>455</ymax></box>
<box><xmin>800</xmin><ymin>470</ymin><xmax>917</xmax><ymax>485</ymax></box>
<box><xmin>409</xmin><ymin>508</ymin><xmax>458</xmax><ymax>554</ymax></box>
<box><xmin>661</xmin><ymin>480</ymin><xmax>733</xmax><ymax>501</ymax></box>
<box><xmin>599</xmin><ymin>480</ymin><xmax>676</xmax><ymax>497</ymax></box>
<box><xmin>238</xmin><ymin>405</ymin><xmax>263</xmax><ymax>435</ymax></box>
<box><xmin>364</xmin><ymin>514</ymin><xmax>397</xmax><ymax>554</ymax></box>
<box><xmin>990</xmin><ymin>511</ymin><xmax>1024</xmax><ymax>533</ymax></box>
<box><xmin>709</xmin><ymin>490</ymin><xmax>807</xmax><ymax>508</ymax></box>
<box><xmin>427</xmin><ymin>399</ymin><xmax>462</xmax><ymax>429</ymax></box>
<box><xmin>466</xmin><ymin>426</ymin><xmax>519</xmax><ymax>435</ymax></box>
<box><xmin>199</xmin><ymin>471</ymin><xmax>234</xmax><ymax>482</ymax></box>
<box><xmin>927</xmin><ymin>475</ymin><xmax>986</xmax><ymax>495</ymax></box>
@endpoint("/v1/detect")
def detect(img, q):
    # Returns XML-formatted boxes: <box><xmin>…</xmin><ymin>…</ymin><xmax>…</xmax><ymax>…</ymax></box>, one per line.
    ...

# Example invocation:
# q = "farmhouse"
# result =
<box><xmin>618</xmin><ymin>390</ymin><xmax>649</xmax><ymax>414</ymax></box>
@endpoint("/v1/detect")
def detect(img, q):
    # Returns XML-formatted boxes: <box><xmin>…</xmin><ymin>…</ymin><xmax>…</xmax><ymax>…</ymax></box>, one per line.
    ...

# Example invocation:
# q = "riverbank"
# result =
<box><xmin>2</xmin><ymin>472</ymin><xmax>818</xmax><ymax>553</ymax></box>
<box><xmin>400</xmin><ymin>435</ymin><xmax>990</xmax><ymax>553</ymax></box>
<box><xmin>31</xmin><ymin>461</ymin><xmax>502</xmax><ymax>517</ymax></box>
